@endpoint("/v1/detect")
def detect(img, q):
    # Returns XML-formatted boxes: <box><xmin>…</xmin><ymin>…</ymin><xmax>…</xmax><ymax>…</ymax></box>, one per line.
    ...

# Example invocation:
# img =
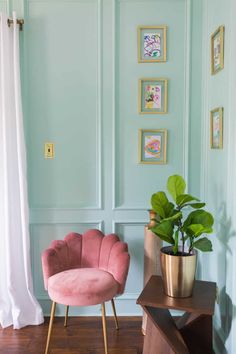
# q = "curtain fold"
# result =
<box><xmin>0</xmin><ymin>11</ymin><xmax>44</xmax><ymax>329</ymax></box>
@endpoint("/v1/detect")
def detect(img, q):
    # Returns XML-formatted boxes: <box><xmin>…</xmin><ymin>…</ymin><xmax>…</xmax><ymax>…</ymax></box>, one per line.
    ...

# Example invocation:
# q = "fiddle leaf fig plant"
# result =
<box><xmin>150</xmin><ymin>175</ymin><xmax>214</xmax><ymax>255</ymax></box>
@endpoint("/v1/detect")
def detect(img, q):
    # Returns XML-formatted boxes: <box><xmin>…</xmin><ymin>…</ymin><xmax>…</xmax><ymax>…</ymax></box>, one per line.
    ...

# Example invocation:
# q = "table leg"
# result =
<box><xmin>177</xmin><ymin>313</ymin><xmax>214</xmax><ymax>354</ymax></box>
<box><xmin>142</xmin><ymin>306</ymin><xmax>189</xmax><ymax>354</ymax></box>
<box><xmin>142</xmin><ymin>306</ymin><xmax>214</xmax><ymax>354</ymax></box>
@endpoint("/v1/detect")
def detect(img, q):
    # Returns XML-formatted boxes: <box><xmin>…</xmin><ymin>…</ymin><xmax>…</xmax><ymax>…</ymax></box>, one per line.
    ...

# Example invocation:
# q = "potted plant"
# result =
<box><xmin>150</xmin><ymin>174</ymin><xmax>214</xmax><ymax>298</ymax></box>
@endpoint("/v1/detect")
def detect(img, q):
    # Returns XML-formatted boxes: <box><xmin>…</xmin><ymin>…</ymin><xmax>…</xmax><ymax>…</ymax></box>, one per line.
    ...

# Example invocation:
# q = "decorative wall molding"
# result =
<box><xmin>23</xmin><ymin>0</ymin><xmax>194</xmax><ymax>318</ymax></box>
<box><xmin>29</xmin><ymin>208</ymin><xmax>107</xmax><ymax>225</ymax></box>
<box><xmin>113</xmin><ymin>207</ymin><xmax>148</xmax><ymax>211</ymax></box>
<box><xmin>198</xmin><ymin>0</ymin><xmax>213</xmax><ymax>306</ymax></box>
<box><xmin>27</xmin><ymin>0</ymin><xmax>97</xmax><ymax>3</ymax></box>
<box><xmin>96</xmin><ymin>0</ymin><xmax>103</xmax><ymax>209</ymax></box>
<box><xmin>30</xmin><ymin>221</ymin><xmax>103</xmax><ymax>230</ymax></box>
<box><xmin>25</xmin><ymin>0</ymin><xmax>103</xmax><ymax>210</ymax></box>
<box><xmin>200</xmin><ymin>0</ymin><xmax>209</xmax><ymax>202</ymax></box>
<box><xmin>111</xmin><ymin>0</ymin><xmax>117</xmax><ymax>210</ymax></box>
<box><xmin>112</xmin><ymin>220</ymin><xmax>147</xmax><ymax>234</ymax></box>
<box><xmin>183</xmin><ymin>0</ymin><xmax>191</xmax><ymax>188</ymax></box>
<box><xmin>118</xmin><ymin>0</ymin><xmax>177</xmax><ymax>2</ymax></box>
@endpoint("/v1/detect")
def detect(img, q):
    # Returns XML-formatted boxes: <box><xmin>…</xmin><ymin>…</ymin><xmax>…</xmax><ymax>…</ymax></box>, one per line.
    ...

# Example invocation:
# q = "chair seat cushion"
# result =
<box><xmin>48</xmin><ymin>268</ymin><xmax>119</xmax><ymax>306</ymax></box>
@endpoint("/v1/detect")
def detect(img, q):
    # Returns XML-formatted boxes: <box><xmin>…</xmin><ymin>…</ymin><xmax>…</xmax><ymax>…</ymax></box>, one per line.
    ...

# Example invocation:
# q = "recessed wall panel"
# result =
<box><xmin>114</xmin><ymin>222</ymin><xmax>145</xmax><ymax>296</ymax></box>
<box><xmin>114</xmin><ymin>0</ymin><xmax>186</xmax><ymax>209</ymax></box>
<box><xmin>26</xmin><ymin>0</ymin><xmax>101</xmax><ymax>208</ymax></box>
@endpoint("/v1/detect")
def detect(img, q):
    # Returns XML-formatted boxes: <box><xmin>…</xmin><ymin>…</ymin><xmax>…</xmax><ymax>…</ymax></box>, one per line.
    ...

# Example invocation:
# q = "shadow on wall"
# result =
<box><xmin>214</xmin><ymin>203</ymin><xmax>236</xmax><ymax>353</ymax></box>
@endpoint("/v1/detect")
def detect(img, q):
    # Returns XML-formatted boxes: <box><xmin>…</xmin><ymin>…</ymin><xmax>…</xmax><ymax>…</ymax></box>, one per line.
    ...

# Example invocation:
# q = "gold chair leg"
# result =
<box><xmin>111</xmin><ymin>298</ymin><xmax>119</xmax><ymax>330</ymax></box>
<box><xmin>64</xmin><ymin>305</ymin><xmax>69</xmax><ymax>327</ymax></box>
<box><xmin>101</xmin><ymin>303</ymin><xmax>108</xmax><ymax>354</ymax></box>
<box><xmin>45</xmin><ymin>301</ymin><xmax>56</xmax><ymax>354</ymax></box>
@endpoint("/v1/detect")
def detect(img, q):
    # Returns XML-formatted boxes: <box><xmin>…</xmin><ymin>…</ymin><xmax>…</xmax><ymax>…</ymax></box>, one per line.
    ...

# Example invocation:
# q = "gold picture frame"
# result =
<box><xmin>211</xmin><ymin>25</ymin><xmax>224</xmax><ymax>75</ymax></box>
<box><xmin>138</xmin><ymin>25</ymin><xmax>167</xmax><ymax>63</ymax></box>
<box><xmin>139</xmin><ymin>129</ymin><xmax>167</xmax><ymax>164</ymax></box>
<box><xmin>139</xmin><ymin>78</ymin><xmax>168</xmax><ymax>114</ymax></box>
<box><xmin>210</xmin><ymin>107</ymin><xmax>223</xmax><ymax>149</ymax></box>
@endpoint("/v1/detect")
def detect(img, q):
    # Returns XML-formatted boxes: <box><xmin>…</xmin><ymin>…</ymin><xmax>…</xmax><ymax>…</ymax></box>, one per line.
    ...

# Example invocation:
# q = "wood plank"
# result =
<box><xmin>0</xmin><ymin>317</ymin><xmax>143</xmax><ymax>354</ymax></box>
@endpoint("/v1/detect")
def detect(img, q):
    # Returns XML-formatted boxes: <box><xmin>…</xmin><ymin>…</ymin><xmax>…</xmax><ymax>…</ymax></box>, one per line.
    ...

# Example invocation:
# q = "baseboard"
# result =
<box><xmin>38</xmin><ymin>298</ymin><xmax>143</xmax><ymax>317</ymax></box>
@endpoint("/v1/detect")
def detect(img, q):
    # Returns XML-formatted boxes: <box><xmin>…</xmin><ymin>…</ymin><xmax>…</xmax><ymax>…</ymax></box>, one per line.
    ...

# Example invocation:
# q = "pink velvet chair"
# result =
<box><xmin>41</xmin><ymin>229</ymin><xmax>130</xmax><ymax>354</ymax></box>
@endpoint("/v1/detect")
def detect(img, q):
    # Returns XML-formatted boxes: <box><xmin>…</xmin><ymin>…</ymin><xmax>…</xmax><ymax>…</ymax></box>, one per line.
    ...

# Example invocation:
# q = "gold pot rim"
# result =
<box><xmin>160</xmin><ymin>246</ymin><xmax>197</xmax><ymax>257</ymax></box>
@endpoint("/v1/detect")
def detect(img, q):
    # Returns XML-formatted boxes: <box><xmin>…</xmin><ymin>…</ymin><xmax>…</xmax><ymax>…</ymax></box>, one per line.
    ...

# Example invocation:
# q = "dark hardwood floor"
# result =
<box><xmin>0</xmin><ymin>317</ymin><xmax>143</xmax><ymax>354</ymax></box>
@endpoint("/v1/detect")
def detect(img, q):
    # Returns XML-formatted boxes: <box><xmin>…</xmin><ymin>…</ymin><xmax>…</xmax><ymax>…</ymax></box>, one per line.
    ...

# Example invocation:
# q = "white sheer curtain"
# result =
<box><xmin>0</xmin><ymin>11</ymin><xmax>44</xmax><ymax>329</ymax></box>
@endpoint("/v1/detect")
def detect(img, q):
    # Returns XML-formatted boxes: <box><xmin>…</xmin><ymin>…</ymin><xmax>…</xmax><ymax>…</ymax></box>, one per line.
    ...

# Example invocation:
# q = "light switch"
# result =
<box><xmin>44</xmin><ymin>143</ymin><xmax>54</xmax><ymax>158</ymax></box>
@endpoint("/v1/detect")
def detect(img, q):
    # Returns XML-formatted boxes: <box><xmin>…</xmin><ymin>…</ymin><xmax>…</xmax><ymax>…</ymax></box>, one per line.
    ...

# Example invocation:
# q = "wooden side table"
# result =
<box><xmin>137</xmin><ymin>275</ymin><xmax>216</xmax><ymax>354</ymax></box>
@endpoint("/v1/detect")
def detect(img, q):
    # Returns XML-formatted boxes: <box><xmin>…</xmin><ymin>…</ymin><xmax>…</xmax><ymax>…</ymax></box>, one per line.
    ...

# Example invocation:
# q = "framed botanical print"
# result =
<box><xmin>138</xmin><ymin>25</ymin><xmax>167</xmax><ymax>63</ymax></box>
<box><xmin>210</xmin><ymin>107</ymin><xmax>223</xmax><ymax>149</ymax></box>
<box><xmin>139</xmin><ymin>129</ymin><xmax>167</xmax><ymax>164</ymax></box>
<box><xmin>211</xmin><ymin>25</ymin><xmax>224</xmax><ymax>75</ymax></box>
<box><xmin>139</xmin><ymin>78</ymin><xmax>168</xmax><ymax>114</ymax></box>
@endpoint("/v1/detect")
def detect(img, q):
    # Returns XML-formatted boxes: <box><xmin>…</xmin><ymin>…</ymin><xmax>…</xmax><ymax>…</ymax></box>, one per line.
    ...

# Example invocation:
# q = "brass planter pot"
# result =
<box><xmin>160</xmin><ymin>246</ymin><xmax>197</xmax><ymax>298</ymax></box>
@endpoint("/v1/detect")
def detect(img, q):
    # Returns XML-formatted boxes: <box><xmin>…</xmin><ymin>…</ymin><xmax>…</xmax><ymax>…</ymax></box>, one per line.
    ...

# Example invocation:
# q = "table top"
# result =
<box><xmin>137</xmin><ymin>275</ymin><xmax>216</xmax><ymax>315</ymax></box>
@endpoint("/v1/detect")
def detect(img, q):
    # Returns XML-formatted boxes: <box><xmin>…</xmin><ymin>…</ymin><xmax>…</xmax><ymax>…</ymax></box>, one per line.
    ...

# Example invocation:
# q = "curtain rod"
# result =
<box><xmin>7</xmin><ymin>18</ymin><xmax>24</xmax><ymax>31</ymax></box>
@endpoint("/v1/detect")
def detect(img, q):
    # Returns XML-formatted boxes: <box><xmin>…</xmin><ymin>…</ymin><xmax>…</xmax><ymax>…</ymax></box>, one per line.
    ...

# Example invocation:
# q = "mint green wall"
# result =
<box><xmin>17</xmin><ymin>0</ymin><xmax>190</xmax><ymax>316</ymax></box>
<box><xmin>4</xmin><ymin>0</ymin><xmax>236</xmax><ymax>349</ymax></box>
<box><xmin>198</xmin><ymin>0</ymin><xmax>236</xmax><ymax>352</ymax></box>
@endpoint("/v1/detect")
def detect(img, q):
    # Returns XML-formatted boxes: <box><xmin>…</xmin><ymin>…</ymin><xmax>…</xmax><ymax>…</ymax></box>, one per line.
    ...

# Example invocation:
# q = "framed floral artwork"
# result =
<box><xmin>210</xmin><ymin>107</ymin><xmax>223</xmax><ymax>149</ymax></box>
<box><xmin>139</xmin><ymin>129</ymin><xmax>167</xmax><ymax>164</ymax></box>
<box><xmin>138</xmin><ymin>25</ymin><xmax>167</xmax><ymax>62</ymax></box>
<box><xmin>139</xmin><ymin>78</ymin><xmax>168</xmax><ymax>114</ymax></box>
<box><xmin>211</xmin><ymin>25</ymin><xmax>224</xmax><ymax>75</ymax></box>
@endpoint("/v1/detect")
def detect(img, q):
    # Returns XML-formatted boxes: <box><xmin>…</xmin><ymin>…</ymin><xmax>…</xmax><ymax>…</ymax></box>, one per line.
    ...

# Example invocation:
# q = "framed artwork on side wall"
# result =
<box><xmin>138</xmin><ymin>25</ymin><xmax>167</xmax><ymax>63</ymax></box>
<box><xmin>139</xmin><ymin>78</ymin><xmax>168</xmax><ymax>114</ymax></box>
<box><xmin>211</xmin><ymin>25</ymin><xmax>224</xmax><ymax>75</ymax></box>
<box><xmin>139</xmin><ymin>129</ymin><xmax>167</xmax><ymax>164</ymax></box>
<box><xmin>210</xmin><ymin>107</ymin><xmax>223</xmax><ymax>149</ymax></box>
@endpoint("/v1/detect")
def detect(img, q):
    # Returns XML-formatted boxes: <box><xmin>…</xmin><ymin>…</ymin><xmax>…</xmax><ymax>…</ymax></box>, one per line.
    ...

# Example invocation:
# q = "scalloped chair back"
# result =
<box><xmin>42</xmin><ymin>229</ymin><xmax>130</xmax><ymax>354</ymax></box>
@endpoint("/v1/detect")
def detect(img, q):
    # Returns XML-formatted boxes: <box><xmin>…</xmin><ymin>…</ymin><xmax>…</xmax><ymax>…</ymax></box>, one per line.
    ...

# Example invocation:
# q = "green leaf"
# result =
<box><xmin>193</xmin><ymin>237</ymin><xmax>213</xmax><ymax>252</ymax></box>
<box><xmin>151</xmin><ymin>191</ymin><xmax>174</xmax><ymax>219</ymax></box>
<box><xmin>167</xmin><ymin>175</ymin><xmax>186</xmax><ymax>202</ymax></box>
<box><xmin>183</xmin><ymin>210</ymin><xmax>214</xmax><ymax>230</ymax></box>
<box><xmin>160</xmin><ymin>211</ymin><xmax>182</xmax><ymax>223</ymax></box>
<box><xmin>151</xmin><ymin>220</ymin><xmax>174</xmax><ymax>245</ymax></box>
<box><xmin>173</xmin><ymin>230</ymin><xmax>179</xmax><ymax>254</ymax></box>
<box><xmin>186</xmin><ymin>224</ymin><xmax>213</xmax><ymax>237</ymax></box>
<box><xmin>176</xmin><ymin>194</ymin><xmax>199</xmax><ymax>206</ymax></box>
<box><xmin>187</xmin><ymin>203</ymin><xmax>206</xmax><ymax>209</ymax></box>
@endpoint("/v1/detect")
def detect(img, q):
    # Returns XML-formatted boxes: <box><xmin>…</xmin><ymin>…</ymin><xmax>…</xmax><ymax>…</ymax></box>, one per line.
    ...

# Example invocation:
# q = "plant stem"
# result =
<box><xmin>181</xmin><ymin>230</ymin><xmax>185</xmax><ymax>254</ymax></box>
<box><xmin>188</xmin><ymin>238</ymin><xmax>193</xmax><ymax>255</ymax></box>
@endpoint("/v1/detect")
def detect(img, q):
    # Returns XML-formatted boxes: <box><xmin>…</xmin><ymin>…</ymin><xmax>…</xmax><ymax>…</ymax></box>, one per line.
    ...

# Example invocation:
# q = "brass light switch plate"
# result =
<box><xmin>44</xmin><ymin>143</ymin><xmax>54</xmax><ymax>158</ymax></box>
